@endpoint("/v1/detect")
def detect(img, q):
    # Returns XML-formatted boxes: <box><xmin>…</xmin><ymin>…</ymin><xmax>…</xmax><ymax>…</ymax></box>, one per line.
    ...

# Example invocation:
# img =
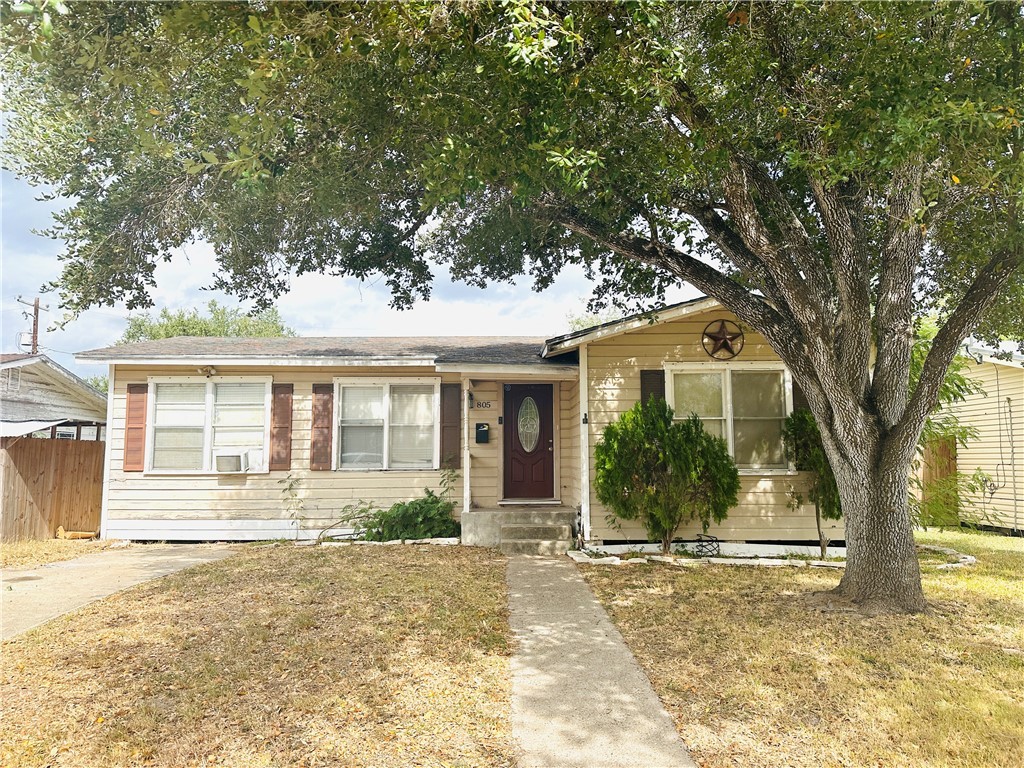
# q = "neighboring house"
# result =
<box><xmin>1</xmin><ymin>354</ymin><xmax>108</xmax><ymax>541</ymax></box>
<box><xmin>932</xmin><ymin>349</ymin><xmax>1023</xmax><ymax>534</ymax></box>
<box><xmin>0</xmin><ymin>354</ymin><xmax>107</xmax><ymax>439</ymax></box>
<box><xmin>76</xmin><ymin>298</ymin><xmax>839</xmax><ymax>547</ymax></box>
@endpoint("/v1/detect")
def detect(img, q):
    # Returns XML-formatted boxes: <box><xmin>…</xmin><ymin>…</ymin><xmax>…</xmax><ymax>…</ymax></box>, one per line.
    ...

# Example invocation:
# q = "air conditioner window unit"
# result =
<box><xmin>215</xmin><ymin>451</ymin><xmax>249</xmax><ymax>473</ymax></box>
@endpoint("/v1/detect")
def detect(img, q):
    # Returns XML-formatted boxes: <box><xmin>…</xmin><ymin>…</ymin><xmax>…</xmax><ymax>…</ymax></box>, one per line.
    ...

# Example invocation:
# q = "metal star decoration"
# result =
<box><xmin>702</xmin><ymin>320</ymin><xmax>745</xmax><ymax>359</ymax></box>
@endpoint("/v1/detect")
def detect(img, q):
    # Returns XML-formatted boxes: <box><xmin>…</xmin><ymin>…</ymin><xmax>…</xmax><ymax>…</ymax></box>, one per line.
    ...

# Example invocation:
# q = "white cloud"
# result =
<box><xmin>2</xmin><ymin>171</ymin><xmax>699</xmax><ymax>377</ymax></box>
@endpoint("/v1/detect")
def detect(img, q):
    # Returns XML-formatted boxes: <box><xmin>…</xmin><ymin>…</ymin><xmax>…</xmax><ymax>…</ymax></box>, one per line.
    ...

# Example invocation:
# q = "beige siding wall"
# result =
<box><xmin>105</xmin><ymin>365</ymin><xmax>581</xmax><ymax>536</ymax></box>
<box><xmin>106</xmin><ymin>365</ymin><xmax>465</xmax><ymax>535</ymax></box>
<box><xmin>584</xmin><ymin>308</ymin><xmax>844</xmax><ymax>542</ymax></box>
<box><xmin>942</xmin><ymin>361</ymin><xmax>1024</xmax><ymax>531</ymax></box>
<box><xmin>465</xmin><ymin>378</ymin><xmax>579</xmax><ymax>508</ymax></box>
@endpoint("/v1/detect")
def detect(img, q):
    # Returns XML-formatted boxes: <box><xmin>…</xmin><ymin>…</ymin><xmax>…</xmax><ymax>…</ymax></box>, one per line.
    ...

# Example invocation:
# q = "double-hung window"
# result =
<box><xmin>335</xmin><ymin>379</ymin><xmax>439</xmax><ymax>470</ymax></box>
<box><xmin>666</xmin><ymin>364</ymin><xmax>792</xmax><ymax>471</ymax></box>
<box><xmin>148</xmin><ymin>378</ymin><xmax>271</xmax><ymax>472</ymax></box>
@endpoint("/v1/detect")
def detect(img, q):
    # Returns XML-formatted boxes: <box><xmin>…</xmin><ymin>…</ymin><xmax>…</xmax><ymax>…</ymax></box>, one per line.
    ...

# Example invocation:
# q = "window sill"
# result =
<box><xmin>142</xmin><ymin>469</ymin><xmax>270</xmax><ymax>477</ymax></box>
<box><xmin>335</xmin><ymin>467</ymin><xmax>441</xmax><ymax>472</ymax></box>
<box><xmin>738</xmin><ymin>468</ymin><xmax>799</xmax><ymax>476</ymax></box>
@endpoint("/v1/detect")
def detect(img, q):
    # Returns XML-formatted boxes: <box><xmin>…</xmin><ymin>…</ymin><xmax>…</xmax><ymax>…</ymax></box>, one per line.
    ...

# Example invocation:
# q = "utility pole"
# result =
<box><xmin>16</xmin><ymin>296</ymin><xmax>49</xmax><ymax>354</ymax></box>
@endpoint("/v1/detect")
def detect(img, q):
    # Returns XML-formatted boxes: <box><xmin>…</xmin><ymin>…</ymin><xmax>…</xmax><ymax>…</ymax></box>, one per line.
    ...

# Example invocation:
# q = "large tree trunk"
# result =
<box><xmin>825</xmin><ymin>436</ymin><xmax>928</xmax><ymax>614</ymax></box>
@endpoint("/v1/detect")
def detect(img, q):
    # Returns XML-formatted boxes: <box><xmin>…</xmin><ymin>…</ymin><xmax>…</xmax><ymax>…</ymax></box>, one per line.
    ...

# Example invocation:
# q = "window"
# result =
<box><xmin>667</xmin><ymin>364</ymin><xmax>791</xmax><ymax>471</ymax></box>
<box><xmin>335</xmin><ymin>379</ymin><xmax>439</xmax><ymax>470</ymax></box>
<box><xmin>148</xmin><ymin>378</ymin><xmax>270</xmax><ymax>472</ymax></box>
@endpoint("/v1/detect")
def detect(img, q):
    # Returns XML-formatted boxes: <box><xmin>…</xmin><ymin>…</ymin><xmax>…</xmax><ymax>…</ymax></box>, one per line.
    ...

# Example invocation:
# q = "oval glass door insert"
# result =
<box><xmin>517</xmin><ymin>397</ymin><xmax>541</xmax><ymax>452</ymax></box>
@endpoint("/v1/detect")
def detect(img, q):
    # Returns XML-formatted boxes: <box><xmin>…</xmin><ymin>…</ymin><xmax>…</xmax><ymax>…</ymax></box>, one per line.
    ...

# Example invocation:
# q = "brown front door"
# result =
<box><xmin>503</xmin><ymin>384</ymin><xmax>554</xmax><ymax>499</ymax></box>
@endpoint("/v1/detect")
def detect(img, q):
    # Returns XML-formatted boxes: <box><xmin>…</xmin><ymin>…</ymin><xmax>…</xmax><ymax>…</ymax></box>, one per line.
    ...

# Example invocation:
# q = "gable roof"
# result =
<box><xmin>76</xmin><ymin>336</ymin><xmax>572</xmax><ymax>368</ymax></box>
<box><xmin>541</xmin><ymin>296</ymin><xmax>720</xmax><ymax>357</ymax></box>
<box><xmin>0</xmin><ymin>353</ymin><xmax>108</xmax><ymax>421</ymax></box>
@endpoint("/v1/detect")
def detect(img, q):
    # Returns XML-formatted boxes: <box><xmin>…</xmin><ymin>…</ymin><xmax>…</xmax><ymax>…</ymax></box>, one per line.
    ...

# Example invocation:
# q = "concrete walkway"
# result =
<box><xmin>508</xmin><ymin>556</ymin><xmax>696</xmax><ymax>768</ymax></box>
<box><xmin>1</xmin><ymin>544</ymin><xmax>237</xmax><ymax>641</ymax></box>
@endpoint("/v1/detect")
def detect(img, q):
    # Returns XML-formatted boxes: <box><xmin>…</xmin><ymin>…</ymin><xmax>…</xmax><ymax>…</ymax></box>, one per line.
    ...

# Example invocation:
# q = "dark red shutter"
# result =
<box><xmin>270</xmin><ymin>383</ymin><xmax>293</xmax><ymax>471</ymax></box>
<box><xmin>440</xmin><ymin>383</ymin><xmax>461</xmax><ymax>469</ymax></box>
<box><xmin>639</xmin><ymin>369</ymin><xmax>666</xmax><ymax>405</ymax></box>
<box><xmin>124</xmin><ymin>383</ymin><xmax>148</xmax><ymax>472</ymax></box>
<box><xmin>310</xmin><ymin>384</ymin><xmax>334</xmax><ymax>471</ymax></box>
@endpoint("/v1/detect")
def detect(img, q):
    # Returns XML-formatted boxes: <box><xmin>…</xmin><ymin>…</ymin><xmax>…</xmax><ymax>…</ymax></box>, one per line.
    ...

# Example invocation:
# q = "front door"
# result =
<box><xmin>503</xmin><ymin>384</ymin><xmax>554</xmax><ymax>499</ymax></box>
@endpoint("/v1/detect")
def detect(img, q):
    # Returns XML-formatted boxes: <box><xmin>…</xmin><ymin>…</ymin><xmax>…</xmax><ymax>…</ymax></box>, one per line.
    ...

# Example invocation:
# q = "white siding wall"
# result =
<box><xmin>105</xmin><ymin>364</ymin><xmax>465</xmax><ymax>540</ymax></box>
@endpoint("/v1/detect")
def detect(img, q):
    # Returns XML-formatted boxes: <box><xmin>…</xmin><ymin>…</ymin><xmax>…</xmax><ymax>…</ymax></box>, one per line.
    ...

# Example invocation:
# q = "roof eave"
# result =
<box><xmin>541</xmin><ymin>296</ymin><xmax>720</xmax><ymax>356</ymax></box>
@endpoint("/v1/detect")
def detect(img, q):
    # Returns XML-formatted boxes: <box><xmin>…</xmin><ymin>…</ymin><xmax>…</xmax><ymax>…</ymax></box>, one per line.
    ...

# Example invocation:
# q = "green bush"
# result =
<box><xmin>782</xmin><ymin>408</ymin><xmax>842</xmax><ymax>557</ymax></box>
<box><xmin>359</xmin><ymin>489</ymin><xmax>460</xmax><ymax>541</ymax></box>
<box><xmin>594</xmin><ymin>397</ymin><xmax>740</xmax><ymax>553</ymax></box>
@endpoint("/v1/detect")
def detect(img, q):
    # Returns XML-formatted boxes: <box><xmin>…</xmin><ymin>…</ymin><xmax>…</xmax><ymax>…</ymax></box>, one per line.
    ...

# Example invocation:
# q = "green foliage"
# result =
<box><xmin>783</xmin><ymin>407</ymin><xmax>841</xmax><ymax>556</ymax></box>
<box><xmin>359</xmin><ymin>489</ymin><xmax>460</xmax><ymax>542</ymax></box>
<box><xmin>594</xmin><ymin>398</ymin><xmax>740</xmax><ymax>553</ymax></box>
<box><xmin>119</xmin><ymin>300</ymin><xmax>295</xmax><ymax>343</ymax></box>
<box><xmin>782</xmin><ymin>409</ymin><xmax>842</xmax><ymax>521</ymax></box>
<box><xmin>84</xmin><ymin>374</ymin><xmax>107</xmax><ymax>393</ymax></box>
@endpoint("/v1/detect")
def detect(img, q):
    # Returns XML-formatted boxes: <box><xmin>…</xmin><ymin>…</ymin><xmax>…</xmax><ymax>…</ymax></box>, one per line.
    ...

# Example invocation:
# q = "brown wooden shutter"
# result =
<box><xmin>639</xmin><ymin>369</ymin><xmax>666</xmax><ymax>405</ymax></box>
<box><xmin>310</xmin><ymin>383</ymin><xmax>334</xmax><ymax>471</ymax></box>
<box><xmin>124</xmin><ymin>383</ymin><xmax>148</xmax><ymax>472</ymax></box>
<box><xmin>440</xmin><ymin>383</ymin><xmax>461</xmax><ymax>469</ymax></box>
<box><xmin>270</xmin><ymin>383</ymin><xmax>293</xmax><ymax>471</ymax></box>
<box><xmin>792</xmin><ymin>380</ymin><xmax>810</xmax><ymax>411</ymax></box>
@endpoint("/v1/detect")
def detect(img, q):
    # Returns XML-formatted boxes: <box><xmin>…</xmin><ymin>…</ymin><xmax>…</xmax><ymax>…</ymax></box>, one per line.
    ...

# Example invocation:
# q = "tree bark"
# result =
<box><xmin>825</xmin><ymin>435</ymin><xmax>928</xmax><ymax>613</ymax></box>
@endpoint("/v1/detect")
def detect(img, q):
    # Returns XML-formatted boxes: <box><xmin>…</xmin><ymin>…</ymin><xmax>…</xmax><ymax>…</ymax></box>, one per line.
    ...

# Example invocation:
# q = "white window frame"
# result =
<box><xmin>333</xmin><ymin>377</ymin><xmax>441</xmax><ymax>471</ymax></box>
<box><xmin>144</xmin><ymin>376</ymin><xmax>273</xmax><ymax>475</ymax></box>
<box><xmin>664</xmin><ymin>362</ymin><xmax>795</xmax><ymax>475</ymax></box>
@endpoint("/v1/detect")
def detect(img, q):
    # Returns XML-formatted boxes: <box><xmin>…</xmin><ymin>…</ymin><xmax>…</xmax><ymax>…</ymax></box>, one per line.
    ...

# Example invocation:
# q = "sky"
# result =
<box><xmin>1</xmin><ymin>170</ymin><xmax>697</xmax><ymax>379</ymax></box>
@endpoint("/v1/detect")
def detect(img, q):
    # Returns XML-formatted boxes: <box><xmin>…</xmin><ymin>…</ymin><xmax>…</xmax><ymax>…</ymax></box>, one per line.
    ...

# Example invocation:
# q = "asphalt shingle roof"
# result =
<box><xmin>77</xmin><ymin>336</ymin><xmax>575</xmax><ymax>366</ymax></box>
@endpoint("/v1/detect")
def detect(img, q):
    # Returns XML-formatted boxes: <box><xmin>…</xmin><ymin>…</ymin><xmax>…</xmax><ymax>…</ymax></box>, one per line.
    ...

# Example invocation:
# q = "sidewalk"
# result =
<box><xmin>1</xmin><ymin>544</ymin><xmax>237</xmax><ymax>641</ymax></box>
<box><xmin>507</xmin><ymin>556</ymin><xmax>696</xmax><ymax>768</ymax></box>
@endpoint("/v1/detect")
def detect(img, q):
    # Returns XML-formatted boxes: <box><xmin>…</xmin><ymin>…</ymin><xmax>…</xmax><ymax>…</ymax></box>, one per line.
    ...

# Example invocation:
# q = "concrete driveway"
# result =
<box><xmin>1</xmin><ymin>544</ymin><xmax>238</xmax><ymax>641</ymax></box>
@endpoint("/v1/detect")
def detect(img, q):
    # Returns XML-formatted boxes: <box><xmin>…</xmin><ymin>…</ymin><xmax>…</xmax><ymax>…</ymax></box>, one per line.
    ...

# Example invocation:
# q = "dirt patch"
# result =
<box><xmin>1</xmin><ymin>545</ymin><xmax>515</xmax><ymax>768</ymax></box>
<box><xmin>1</xmin><ymin>539</ymin><xmax>112</xmax><ymax>570</ymax></box>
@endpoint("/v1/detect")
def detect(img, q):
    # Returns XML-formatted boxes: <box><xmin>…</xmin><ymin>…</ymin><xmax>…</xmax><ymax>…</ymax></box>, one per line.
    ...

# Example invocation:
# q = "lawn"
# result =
<box><xmin>1</xmin><ymin>538</ymin><xmax>111</xmax><ymax>570</ymax></box>
<box><xmin>1</xmin><ymin>545</ymin><xmax>515</xmax><ymax>768</ymax></box>
<box><xmin>581</xmin><ymin>529</ymin><xmax>1024</xmax><ymax>768</ymax></box>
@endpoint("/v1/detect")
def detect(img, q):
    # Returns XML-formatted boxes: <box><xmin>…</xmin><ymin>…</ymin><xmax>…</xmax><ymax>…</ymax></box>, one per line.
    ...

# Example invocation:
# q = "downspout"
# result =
<box><xmin>579</xmin><ymin>344</ymin><xmax>591</xmax><ymax>542</ymax></box>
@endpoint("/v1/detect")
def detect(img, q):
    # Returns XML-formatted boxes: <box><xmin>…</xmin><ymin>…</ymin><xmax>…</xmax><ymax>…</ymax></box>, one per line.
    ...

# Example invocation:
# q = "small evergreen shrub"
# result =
<box><xmin>359</xmin><ymin>489</ymin><xmax>460</xmax><ymax>541</ymax></box>
<box><xmin>594</xmin><ymin>398</ymin><xmax>740</xmax><ymax>553</ymax></box>
<box><xmin>782</xmin><ymin>408</ymin><xmax>842</xmax><ymax>557</ymax></box>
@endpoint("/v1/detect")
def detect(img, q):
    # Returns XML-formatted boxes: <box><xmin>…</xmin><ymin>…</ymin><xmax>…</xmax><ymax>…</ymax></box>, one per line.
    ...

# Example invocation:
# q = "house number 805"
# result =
<box><xmin>474</xmin><ymin>401</ymin><xmax>492</xmax><ymax>408</ymax></box>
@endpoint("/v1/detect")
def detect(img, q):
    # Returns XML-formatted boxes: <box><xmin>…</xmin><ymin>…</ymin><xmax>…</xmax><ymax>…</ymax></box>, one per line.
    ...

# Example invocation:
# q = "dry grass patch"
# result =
<box><xmin>1</xmin><ymin>538</ymin><xmax>111</xmax><ymax>570</ymax></box>
<box><xmin>1</xmin><ymin>545</ymin><xmax>515</xmax><ymax>768</ymax></box>
<box><xmin>581</xmin><ymin>530</ymin><xmax>1024</xmax><ymax>768</ymax></box>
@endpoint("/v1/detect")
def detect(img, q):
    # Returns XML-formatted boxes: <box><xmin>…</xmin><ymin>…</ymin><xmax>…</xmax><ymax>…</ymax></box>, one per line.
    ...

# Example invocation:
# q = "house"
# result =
<box><xmin>927</xmin><ymin>349</ymin><xmax>1023</xmax><ymax>534</ymax></box>
<box><xmin>1</xmin><ymin>354</ymin><xmax>108</xmax><ymax>541</ymax></box>
<box><xmin>75</xmin><ymin>298</ymin><xmax>839</xmax><ymax>549</ymax></box>
<box><xmin>0</xmin><ymin>353</ymin><xmax>107</xmax><ymax>440</ymax></box>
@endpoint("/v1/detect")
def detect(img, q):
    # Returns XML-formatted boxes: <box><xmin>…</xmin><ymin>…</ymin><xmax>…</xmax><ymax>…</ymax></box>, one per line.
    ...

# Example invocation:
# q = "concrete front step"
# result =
<box><xmin>501</xmin><ymin>539</ymin><xmax>571</xmax><ymax>556</ymax></box>
<box><xmin>501</xmin><ymin>523</ymin><xmax>572</xmax><ymax>541</ymax></box>
<box><xmin>496</xmin><ymin>507</ymin><xmax>577</xmax><ymax>526</ymax></box>
<box><xmin>462</xmin><ymin>506</ymin><xmax>578</xmax><ymax>548</ymax></box>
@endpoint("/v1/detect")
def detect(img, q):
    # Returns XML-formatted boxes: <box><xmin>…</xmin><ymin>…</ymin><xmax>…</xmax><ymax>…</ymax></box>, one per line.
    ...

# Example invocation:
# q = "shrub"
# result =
<box><xmin>594</xmin><ymin>398</ymin><xmax>740</xmax><ymax>553</ymax></box>
<box><xmin>360</xmin><ymin>489</ymin><xmax>460</xmax><ymax>542</ymax></box>
<box><xmin>782</xmin><ymin>408</ymin><xmax>842</xmax><ymax>558</ymax></box>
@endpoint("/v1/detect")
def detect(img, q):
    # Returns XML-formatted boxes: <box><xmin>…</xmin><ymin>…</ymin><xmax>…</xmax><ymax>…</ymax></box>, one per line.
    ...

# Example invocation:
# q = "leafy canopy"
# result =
<box><xmin>594</xmin><ymin>398</ymin><xmax>740</xmax><ymax>553</ymax></box>
<box><xmin>4</xmin><ymin>1</ymin><xmax>1020</xmax><ymax>347</ymax></box>
<box><xmin>118</xmin><ymin>300</ymin><xmax>295</xmax><ymax>344</ymax></box>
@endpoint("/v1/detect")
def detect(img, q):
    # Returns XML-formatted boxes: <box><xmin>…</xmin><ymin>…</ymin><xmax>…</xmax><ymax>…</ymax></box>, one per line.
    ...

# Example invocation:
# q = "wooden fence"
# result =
<box><xmin>1</xmin><ymin>437</ymin><xmax>104</xmax><ymax>542</ymax></box>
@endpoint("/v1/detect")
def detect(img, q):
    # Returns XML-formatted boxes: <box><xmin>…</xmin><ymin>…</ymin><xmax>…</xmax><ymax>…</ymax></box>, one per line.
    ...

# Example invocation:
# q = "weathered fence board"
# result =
<box><xmin>1</xmin><ymin>437</ymin><xmax>104</xmax><ymax>542</ymax></box>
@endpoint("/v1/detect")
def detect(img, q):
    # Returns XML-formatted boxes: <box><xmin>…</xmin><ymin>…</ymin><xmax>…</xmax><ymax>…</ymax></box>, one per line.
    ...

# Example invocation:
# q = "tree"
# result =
<box><xmin>3</xmin><ymin>2</ymin><xmax>1021</xmax><ymax>611</ymax></box>
<box><xmin>118</xmin><ymin>300</ymin><xmax>295</xmax><ymax>344</ymax></box>
<box><xmin>782</xmin><ymin>409</ymin><xmax>842</xmax><ymax>559</ymax></box>
<box><xmin>594</xmin><ymin>399</ymin><xmax>740</xmax><ymax>554</ymax></box>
